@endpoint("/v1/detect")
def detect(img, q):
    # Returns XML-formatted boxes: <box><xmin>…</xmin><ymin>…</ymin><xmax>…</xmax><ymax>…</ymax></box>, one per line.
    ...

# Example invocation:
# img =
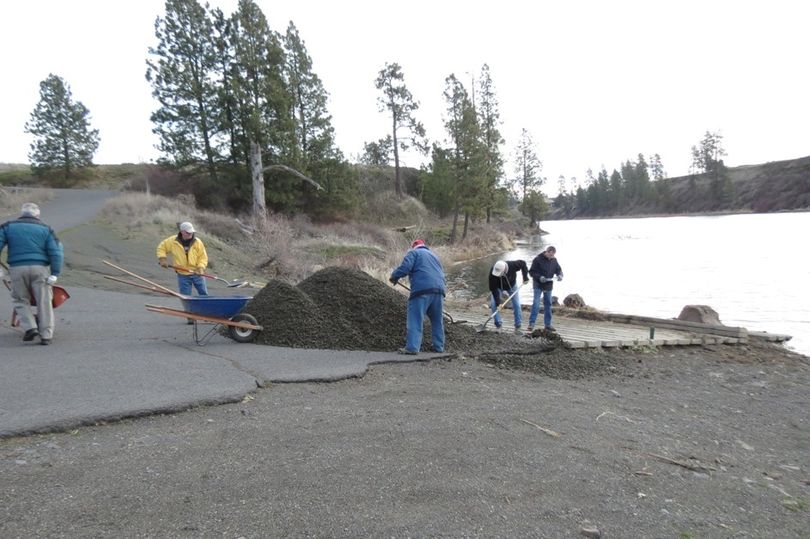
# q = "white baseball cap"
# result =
<box><xmin>492</xmin><ymin>260</ymin><xmax>507</xmax><ymax>277</ymax></box>
<box><xmin>179</xmin><ymin>222</ymin><xmax>195</xmax><ymax>233</ymax></box>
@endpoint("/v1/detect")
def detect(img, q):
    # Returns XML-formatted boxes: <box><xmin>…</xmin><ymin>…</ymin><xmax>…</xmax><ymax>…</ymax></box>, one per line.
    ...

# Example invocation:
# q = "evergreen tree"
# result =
<box><xmin>690</xmin><ymin>130</ymin><xmax>726</xmax><ymax>175</ymax></box>
<box><xmin>519</xmin><ymin>190</ymin><xmax>548</xmax><ymax>227</ymax></box>
<box><xmin>360</xmin><ymin>137</ymin><xmax>393</xmax><ymax>166</ymax></box>
<box><xmin>476</xmin><ymin>64</ymin><xmax>505</xmax><ymax>223</ymax></box>
<box><xmin>24</xmin><ymin>74</ymin><xmax>99</xmax><ymax>179</ymax></box>
<box><xmin>649</xmin><ymin>153</ymin><xmax>665</xmax><ymax>180</ymax></box>
<box><xmin>283</xmin><ymin>21</ymin><xmax>338</xmax><ymax>165</ymax></box>
<box><xmin>229</xmin><ymin>0</ymin><xmax>294</xmax><ymax>209</ymax></box>
<box><xmin>442</xmin><ymin>75</ymin><xmax>487</xmax><ymax>242</ymax></box>
<box><xmin>419</xmin><ymin>145</ymin><xmax>455</xmax><ymax>218</ymax></box>
<box><xmin>609</xmin><ymin>169</ymin><xmax>624</xmax><ymax>209</ymax></box>
<box><xmin>690</xmin><ymin>130</ymin><xmax>729</xmax><ymax>207</ymax></box>
<box><xmin>511</xmin><ymin>128</ymin><xmax>543</xmax><ymax>201</ymax></box>
<box><xmin>283</xmin><ymin>21</ymin><xmax>357</xmax><ymax>217</ymax></box>
<box><xmin>210</xmin><ymin>7</ymin><xmax>240</xmax><ymax>168</ymax></box>
<box><xmin>374</xmin><ymin>62</ymin><xmax>428</xmax><ymax>197</ymax></box>
<box><xmin>146</xmin><ymin>0</ymin><xmax>221</xmax><ymax>180</ymax></box>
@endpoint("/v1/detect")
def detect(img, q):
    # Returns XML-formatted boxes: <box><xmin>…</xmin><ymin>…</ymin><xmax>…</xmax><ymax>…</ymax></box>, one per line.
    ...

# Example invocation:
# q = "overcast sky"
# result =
<box><xmin>2</xmin><ymin>0</ymin><xmax>808</xmax><ymax>195</ymax></box>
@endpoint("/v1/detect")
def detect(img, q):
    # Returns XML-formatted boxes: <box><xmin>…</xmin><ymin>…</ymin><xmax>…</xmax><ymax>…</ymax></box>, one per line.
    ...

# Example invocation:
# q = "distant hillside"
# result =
<box><xmin>548</xmin><ymin>155</ymin><xmax>810</xmax><ymax>218</ymax></box>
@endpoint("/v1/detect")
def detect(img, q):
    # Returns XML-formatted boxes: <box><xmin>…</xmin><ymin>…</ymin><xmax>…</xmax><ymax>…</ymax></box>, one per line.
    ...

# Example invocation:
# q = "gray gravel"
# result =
<box><xmin>1</xmin><ymin>343</ymin><xmax>808</xmax><ymax>538</ymax></box>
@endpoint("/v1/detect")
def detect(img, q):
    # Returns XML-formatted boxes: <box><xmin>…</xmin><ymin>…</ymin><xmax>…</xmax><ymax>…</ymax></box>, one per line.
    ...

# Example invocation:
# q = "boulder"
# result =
<box><xmin>563</xmin><ymin>293</ymin><xmax>586</xmax><ymax>309</ymax></box>
<box><xmin>677</xmin><ymin>305</ymin><xmax>723</xmax><ymax>325</ymax></box>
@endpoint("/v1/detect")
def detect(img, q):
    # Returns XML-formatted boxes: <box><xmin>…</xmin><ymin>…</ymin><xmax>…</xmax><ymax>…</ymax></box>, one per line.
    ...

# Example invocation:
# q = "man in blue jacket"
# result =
<box><xmin>0</xmin><ymin>202</ymin><xmax>64</xmax><ymax>345</ymax></box>
<box><xmin>527</xmin><ymin>245</ymin><xmax>563</xmax><ymax>332</ymax></box>
<box><xmin>389</xmin><ymin>239</ymin><xmax>446</xmax><ymax>354</ymax></box>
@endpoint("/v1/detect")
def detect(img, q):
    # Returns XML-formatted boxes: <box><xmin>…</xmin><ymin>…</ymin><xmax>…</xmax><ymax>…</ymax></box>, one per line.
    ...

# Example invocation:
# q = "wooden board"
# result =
<box><xmin>446</xmin><ymin>306</ymin><xmax>747</xmax><ymax>349</ymax></box>
<box><xmin>603</xmin><ymin>313</ymin><xmax>748</xmax><ymax>338</ymax></box>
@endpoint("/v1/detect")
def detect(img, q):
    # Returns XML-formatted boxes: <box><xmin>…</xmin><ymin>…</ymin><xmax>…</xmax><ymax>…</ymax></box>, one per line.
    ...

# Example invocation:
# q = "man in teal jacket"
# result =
<box><xmin>389</xmin><ymin>239</ymin><xmax>446</xmax><ymax>354</ymax></box>
<box><xmin>0</xmin><ymin>202</ymin><xmax>64</xmax><ymax>345</ymax></box>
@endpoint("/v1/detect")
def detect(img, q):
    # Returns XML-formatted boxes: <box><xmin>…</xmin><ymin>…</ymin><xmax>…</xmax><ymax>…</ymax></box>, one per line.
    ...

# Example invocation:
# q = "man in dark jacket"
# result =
<box><xmin>389</xmin><ymin>239</ymin><xmax>446</xmax><ymax>354</ymax></box>
<box><xmin>0</xmin><ymin>202</ymin><xmax>64</xmax><ymax>345</ymax></box>
<box><xmin>528</xmin><ymin>246</ymin><xmax>563</xmax><ymax>332</ymax></box>
<box><xmin>489</xmin><ymin>259</ymin><xmax>529</xmax><ymax>333</ymax></box>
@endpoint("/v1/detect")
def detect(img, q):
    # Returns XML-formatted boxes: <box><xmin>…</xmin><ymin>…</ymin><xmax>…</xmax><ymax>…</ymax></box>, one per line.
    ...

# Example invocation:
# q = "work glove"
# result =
<box><xmin>556</xmin><ymin>275</ymin><xmax>563</xmax><ymax>282</ymax></box>
<box><xmin>389</xmin><ymin>277</ymin><xmax>398</xmax><ymax>285</ymax></box>
<box><xmin>46</xmin><ymin>275</ymin><xmax>58</xmax><ymax>285</ymax></box>
<box><xmin>158</xmin><ymin>257</ymin><xmax>168</xmax><ymax>268</ymax></box>
<box><xmin>195</xmin><ymin>267</ymin><xmax>205</xmax><ymax>275</ymax></box>
<box><xmin>538</xmin><ymin>276</ymin><xmax>548</xmax><ymax>283</ymax></box>
<box><xmin>500</xmin><ymin>291</ymin><xmax>510</xmax><ymax>301</ymax></box>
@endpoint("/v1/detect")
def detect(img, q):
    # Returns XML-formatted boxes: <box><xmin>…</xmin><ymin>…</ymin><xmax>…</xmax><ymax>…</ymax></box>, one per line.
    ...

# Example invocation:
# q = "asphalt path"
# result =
<box><xmin>1</xmin><ymin>187</ymin><xmax>116</xmax><ymax>230</ymax></box>
<box><xmin>1</xmin><ymin>189</ymin><xmax>441</xmax><ymax>438</ymax></box>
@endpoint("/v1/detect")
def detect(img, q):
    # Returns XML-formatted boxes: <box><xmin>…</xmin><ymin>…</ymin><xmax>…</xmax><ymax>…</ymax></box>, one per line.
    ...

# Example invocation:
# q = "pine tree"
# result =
<box><xmin>477</xmin><ymin>64</ymin><xmax>505</xmax><ymax>223</ymax></box>
<box><xmin>374</xmin><ymin>62</ymin><xmax>428</xmax><ymax>197</ymax></box>
<box><xmin>511</xmin><ymin>128</ymin><xmax>543</xmax><ymax>202</ymax></box>
<box><xmin>229</xmin><ymin>0</ymin><xmax>293</xmax><ymax>212</ymax></box>
<box><xmin>24</xmin><ymin>74</ymin><xmax>99</xmax><ymax>179</ymax></box>
<box><xmin>283</xmin><ymin>22</ymin><xmax>338</xmax><ymax>165</ymax></box>
<box><xmin>442</xmin><ymin>75</ymin><xmax>488</xmax><ymax>242</ymax></box>
<box><xmin>649</xmin><ymin>153</ymin><xmax>665</xmax><ymax>180</ymax></box>
<box><xmin>283</xmin><ymin>21</ymin><xmax>357</xmax><ymax>217</ymax></box>
<box><xmin>360</xmin><ymin>137</ymin><xmax>393</xmax><ymax>166</ymax></box>
<box><xmin>146</xmin><ymin>0</ymin><xmax>221</xmax><ymax>180</ymax></box>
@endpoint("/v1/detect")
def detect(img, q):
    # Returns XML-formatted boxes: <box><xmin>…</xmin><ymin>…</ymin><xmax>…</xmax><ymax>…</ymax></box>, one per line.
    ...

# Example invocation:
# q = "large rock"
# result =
<box><xmin>563</xmin><ymin>293</ymin><xmax>586</xmax><ymax>308</ymax></box>
<box><xmin>677</xmin><ymin>305</ymin><xmax>723</xmax><ymax>325</ymax></box>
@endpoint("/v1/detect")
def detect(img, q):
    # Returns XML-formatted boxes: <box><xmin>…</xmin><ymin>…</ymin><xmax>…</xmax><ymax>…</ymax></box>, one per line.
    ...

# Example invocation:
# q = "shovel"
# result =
<box><xmin>168</xmin><ymin>264</ymin><xmax>248</xmax><ymax>288</ymax></box>
<box><xmin>394</xmin><ymin>281</ymin><xmax>466</xmax><ymax>324</ymax></box>
<box><xmin>475</xmin><ymin>281</ymin><xmax>526</xmax><ymax>333</ymax></box>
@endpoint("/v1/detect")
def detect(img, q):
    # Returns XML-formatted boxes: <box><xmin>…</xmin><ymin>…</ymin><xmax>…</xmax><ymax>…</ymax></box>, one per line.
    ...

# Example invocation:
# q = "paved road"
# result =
<box><xmin>1</xmin><ymin>189</ymin><xmax>441</xmax><ymax>438</ymax></box>
<box><xmin>2</xmin><ymin>188</ymin><xmax>116</xmax><ymax>231</ymax></box>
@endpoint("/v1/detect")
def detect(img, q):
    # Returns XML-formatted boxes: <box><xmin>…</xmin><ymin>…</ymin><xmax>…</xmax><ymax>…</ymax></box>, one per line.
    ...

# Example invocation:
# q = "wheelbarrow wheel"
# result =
<box><xmin>227</xmin><ymin>313</ymin><xmax>260</xmax><ymax>343</ymax></box>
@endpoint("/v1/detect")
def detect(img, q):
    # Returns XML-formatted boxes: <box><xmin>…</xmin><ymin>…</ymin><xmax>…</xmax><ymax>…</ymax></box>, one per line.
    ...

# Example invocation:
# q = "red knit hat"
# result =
<box><xmin>411</xmin><ymin>239</ymin><xmax>425</xmax><ymax>249</ymax></box>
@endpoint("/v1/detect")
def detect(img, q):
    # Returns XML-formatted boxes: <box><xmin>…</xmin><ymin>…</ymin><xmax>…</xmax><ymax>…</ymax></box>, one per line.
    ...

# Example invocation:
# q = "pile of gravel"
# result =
<box><xmin>243</xmin><ymin>266</ymin><xmax>549</xmax><ymax>354</ymax></box>
<box><xmin>246</xmin><ymin>280</ymin><xmax>358</xmax><ymax>349</ymax></box>
<box><xmin>297</xmin><ymin>267</ymin><xmax>408</xmax><ymax>351</ymax></box>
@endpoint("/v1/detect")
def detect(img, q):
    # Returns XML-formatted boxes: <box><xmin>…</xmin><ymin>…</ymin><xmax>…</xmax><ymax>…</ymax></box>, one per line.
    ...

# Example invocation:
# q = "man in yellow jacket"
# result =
<box><xmin>156</xmin><ymin>221</ymin><xmax>209</xmax><ymax>299</ymax></box>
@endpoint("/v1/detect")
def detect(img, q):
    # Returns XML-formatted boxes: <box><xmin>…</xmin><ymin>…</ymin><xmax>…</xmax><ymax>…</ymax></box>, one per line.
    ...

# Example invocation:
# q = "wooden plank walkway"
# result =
<box><xmin>447</xmin><ymin>306</ymin><xmax>751</xmax><ymax>349</ymax></box>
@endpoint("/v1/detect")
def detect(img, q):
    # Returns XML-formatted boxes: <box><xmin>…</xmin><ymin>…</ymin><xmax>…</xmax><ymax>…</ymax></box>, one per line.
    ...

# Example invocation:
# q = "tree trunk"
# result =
<box><xmin>250</xmin><ymin>140</ymin><xmax>266</xmax><ymax>221</ymax></box>
<box><xmin>449</xmin><ymin>206</ymin><xmax>459</xmax><ymax>244</ymax></box>
<box><xmin>462</xmin><ymin>212</ymin><xmax>470</xmax><ymax>241</ymax></box>
<box><xmin>392</xmin><ymin>120</ymin><xmax>402</xmax><ymax>197</ymax></box>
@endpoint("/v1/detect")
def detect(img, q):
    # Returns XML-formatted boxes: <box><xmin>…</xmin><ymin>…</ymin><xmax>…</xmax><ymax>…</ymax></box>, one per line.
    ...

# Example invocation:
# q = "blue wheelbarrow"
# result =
<box><xmin>101</xmin><ymin>260</ymin><xmax>262</xmax><ymax>345</ymax></box>
<box><xmin>146</xmin><ymin>295</ymin><xmax>262</xmax><ymax>345</ymax></box>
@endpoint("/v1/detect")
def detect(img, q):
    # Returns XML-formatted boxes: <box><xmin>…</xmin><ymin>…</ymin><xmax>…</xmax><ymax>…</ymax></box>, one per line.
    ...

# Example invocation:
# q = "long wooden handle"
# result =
<box><xmin>481</xmin><ymin>281</ymin><xmax>525</xmax><ymax>325</ymax></box>
<box><xmin>169</xmin><ymin>264</ymin><xmax>215</xmax><ymax>279</ymax></box>
<box><xmin>102</xmin><ymin>260</ymin><xmax>186</xmax><ymax>299</ymax></box>
<box><xmin>103</xmin><ymin>275</ymin><xmax>179</xmax><ymax>297</ymax></box>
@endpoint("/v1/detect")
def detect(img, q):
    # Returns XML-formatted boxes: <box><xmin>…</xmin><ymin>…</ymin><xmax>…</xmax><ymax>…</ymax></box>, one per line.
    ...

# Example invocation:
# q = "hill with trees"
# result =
<box><xmin>548</xmin><ymin>154</ymin><xmax>810</xmax><ymax>219</ymax></box>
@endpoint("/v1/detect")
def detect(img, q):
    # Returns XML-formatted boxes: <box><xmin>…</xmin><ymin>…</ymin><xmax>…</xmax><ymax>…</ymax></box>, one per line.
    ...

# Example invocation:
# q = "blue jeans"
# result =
<box><xmin>405</xmin><ymin>293</ymin><xmax>445</xmax><ymax>353</ymax></box>
<box><xmin>490</xmin><ymin>283</ymin><xmax>522</xmax><ymax>328</ymax></box>
<box><xmin>177</xmin><ymin>273</ymin><xmax>208</xmax><ymax>296</ymax></box>
<box><xmin>528</xmin><ymin>287</ymin><xmax>553</xmax><ymax>328</ymax></box>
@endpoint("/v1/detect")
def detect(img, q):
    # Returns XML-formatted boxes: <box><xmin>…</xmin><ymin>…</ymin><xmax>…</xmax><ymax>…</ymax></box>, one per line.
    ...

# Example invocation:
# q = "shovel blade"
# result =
<box><xmin>475</xmin><ymin>324</ymin><xmax>487</xmax><ymax>333</ymax></box>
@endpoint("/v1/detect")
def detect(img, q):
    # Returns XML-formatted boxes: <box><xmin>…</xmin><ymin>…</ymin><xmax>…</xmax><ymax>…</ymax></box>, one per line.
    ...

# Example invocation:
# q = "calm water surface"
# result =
<box><xmin>447</xmin><ymin>212</ymin><xmax>809</xmax><ymax>356</ymax></box>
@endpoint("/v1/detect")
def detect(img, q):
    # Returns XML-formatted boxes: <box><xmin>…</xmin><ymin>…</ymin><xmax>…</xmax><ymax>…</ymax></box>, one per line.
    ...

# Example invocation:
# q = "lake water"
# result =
<box><xmin>446</xmin><ymin>212</ymin><xmax>809</xmax><ymax>356</ymax></box>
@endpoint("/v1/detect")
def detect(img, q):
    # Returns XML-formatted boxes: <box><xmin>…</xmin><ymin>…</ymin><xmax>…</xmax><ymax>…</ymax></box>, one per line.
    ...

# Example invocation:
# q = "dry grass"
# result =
<box><xmin>98</xmin><ymin>192</ymin><xmax>523</xmax><ymax>288</ymax></box>
<box><xmin>98</xmin><ymin>193</ymin><xmax>417</xmax><ymax>284</ymax></box>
